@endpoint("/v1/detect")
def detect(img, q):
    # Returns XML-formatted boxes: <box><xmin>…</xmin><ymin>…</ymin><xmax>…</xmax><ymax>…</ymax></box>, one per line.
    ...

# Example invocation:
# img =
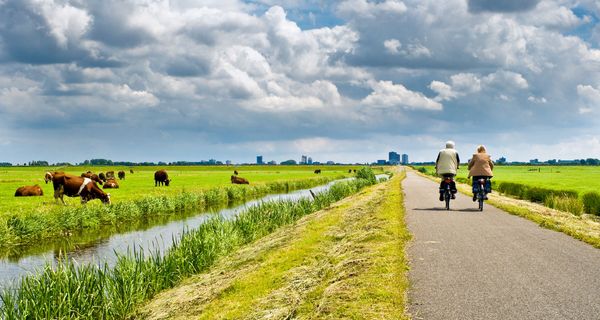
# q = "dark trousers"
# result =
<box><xmin>439</xmin><ymin>174</ymin><xmax>456</xmax><ymax>193</ymax></box>
<box><xmin>472</xmin><ymin>176</ymin><xmax>492</xmax><ymax>193</ymax></box>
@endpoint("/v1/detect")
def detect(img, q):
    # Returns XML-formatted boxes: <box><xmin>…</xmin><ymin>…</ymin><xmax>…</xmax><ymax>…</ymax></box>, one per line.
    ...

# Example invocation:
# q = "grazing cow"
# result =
<box><xmin>51</xmin><ymin>173</ymin><xmax>110</xmax><ymax>205</ymax></box>
<box><xmin>348</xmin><ymin>169</ymin><xmax>352</xmax><ymax>173</ymax></box>
<box><xmin>154</xmin><ymin>170</ymin><xmax>171</xmax><ymax>186</ymax></box>
<box><xmin>118</xmin><ymin>171</ymin><xmax>125</xmax><ymax>180</ymax></box>
<box><xmin>234</xmin><ymin>170</ymin><xmax>239</xmax><ymax>175</ymax></box>
<box><xmin>103</xmin><ymin>179</ymin><xmax>119</xmax><ymax>189</ymax></box>
<box><xmin>15</xmin><ymin>185</ymin><xmax>44</xmax><ymax>197</ymax></box>
<box><xmin>314</xmin><ymin>169</ymin><xmax>321</xmax><ymax>174</ymax></box>
<box><xmin>44</xmin><ymin>171</ymin><xmax>64</xmax><ymax>184</ymax></box>
<box><xmin>231</xmin><ymin>175</ymin><xmax>249</xmax><ymax>184</ymax></box>
<box><xmin>130</xmin><ymin>169</ymin><xmax>134</xmax><ymax>174</ymax></box>
<box><xmin>353</xmin><ymin>169</ymin><xmax>356</xmax><ymax>173</ymax></box>
<box><xmin>81</xmin><ymin>172</ymin><xmax>103</xmax><ymax>185</ymax></box>
<box><xmin>98</xmin><ymin>172</ymin><xmax>106</xmax><ymax>182</ymax></box>
<box><xmin>105</xmin><ymin>171</ymin><xmax>115</xmax><ymax>180</ymax></box>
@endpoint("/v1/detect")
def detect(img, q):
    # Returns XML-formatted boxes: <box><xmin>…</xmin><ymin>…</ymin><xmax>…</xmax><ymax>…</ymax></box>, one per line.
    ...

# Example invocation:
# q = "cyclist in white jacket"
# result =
<box><xmin>435</xmin><ymin>141</ymin><xmax>460</xmax><ymax>201</ymax></box>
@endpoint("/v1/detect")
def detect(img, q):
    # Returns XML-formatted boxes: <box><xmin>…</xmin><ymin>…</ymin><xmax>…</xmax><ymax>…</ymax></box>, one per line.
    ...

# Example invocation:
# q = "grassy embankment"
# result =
<box><xmin>0</xmin><ymin>166</ymin><xmax>368</xmax><ymax>249</ymax></box>
<box><xmin>413</xmin><ymin>167</ymin><xmax>600</xmax><ymax>248</ymax></box>
<box><xmin>0</xmin><ymin>168</ymin><xmax>395</xmax><ymax>319</ymax></box>
<box><xmin>139</xmin><ymin>170</ymin><xmax>410</xmax><ymax>319</ymax></box>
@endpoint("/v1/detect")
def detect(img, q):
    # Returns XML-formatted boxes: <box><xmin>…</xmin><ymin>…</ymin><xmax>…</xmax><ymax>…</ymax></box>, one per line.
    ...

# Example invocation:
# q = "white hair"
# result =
<box><xmin>445</xmin><ymin>140</ymin><xmax>455</xmax><ymax>149</ymax></box>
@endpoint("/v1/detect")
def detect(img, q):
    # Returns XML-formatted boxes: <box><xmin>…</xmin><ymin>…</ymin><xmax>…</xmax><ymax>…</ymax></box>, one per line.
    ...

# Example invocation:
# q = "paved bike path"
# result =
<box><xmin>404</xmin><ymin>172</ymin><xmax>600</xmax><ymax>320</ymax></box>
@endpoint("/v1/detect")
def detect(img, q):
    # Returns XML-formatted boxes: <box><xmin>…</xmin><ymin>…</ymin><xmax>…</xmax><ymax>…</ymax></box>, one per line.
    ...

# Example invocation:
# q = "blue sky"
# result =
<box><xmin>0</xmin><ymin>0</ymin><xmax>599</xmax><ymax>164</ymax></box>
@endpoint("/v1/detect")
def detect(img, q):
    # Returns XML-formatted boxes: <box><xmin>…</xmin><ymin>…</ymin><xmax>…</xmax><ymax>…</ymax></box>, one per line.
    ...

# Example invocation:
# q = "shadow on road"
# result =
<box><xmin>413</xmin><ymin>207</ymin><xmax>452</xmax><ymax>211</ymax></box>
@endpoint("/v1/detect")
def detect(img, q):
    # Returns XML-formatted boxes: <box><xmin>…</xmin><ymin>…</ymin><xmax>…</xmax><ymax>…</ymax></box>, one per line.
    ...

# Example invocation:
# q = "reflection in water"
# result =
<box><xmin>0</xmin><ymin>175</ymin><xmax>387</xmax><ymax>292</ymax></box>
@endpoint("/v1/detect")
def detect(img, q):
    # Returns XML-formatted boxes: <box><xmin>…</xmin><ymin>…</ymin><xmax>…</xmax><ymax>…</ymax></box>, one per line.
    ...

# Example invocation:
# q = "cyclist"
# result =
<box><xmin>468</xmin><ymin>145</ymin><xmax>494</xmax><ymax>201</ymax></box>
<box><xmin>435</xmin><ymin>141</ymin><xmax>460</xmax><ymax>201</ymax></box>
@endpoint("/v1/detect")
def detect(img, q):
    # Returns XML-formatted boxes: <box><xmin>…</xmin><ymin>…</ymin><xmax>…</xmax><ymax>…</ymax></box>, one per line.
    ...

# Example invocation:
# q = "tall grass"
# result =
<box><xmin>0</xmin><ymin>176</ymin><xmax>339</xmax><ymax>249</ymax></box>
<box><xmin>582</xmin><ymin>192</ymin><xmax>600</xmax><ymax>216</ymax></box>
<box><xmin>0</xmin><ymin>177</ymin><xmax>376</xmax><ymax>319</ymax></box>
<box><xmin>544</xmin><ymin>195</ymin><xmax>584</xmax><ymax>216</ymax></box>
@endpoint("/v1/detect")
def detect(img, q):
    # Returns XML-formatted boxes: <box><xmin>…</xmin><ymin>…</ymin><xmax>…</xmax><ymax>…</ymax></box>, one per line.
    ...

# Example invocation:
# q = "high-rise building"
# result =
<box><xmin>307</xmin><ymin>157</ymin><xmax>313</xmax><ymax>165</ymax></box>
<box><xmin>257</xmin><ymin>155</ymin><xmax>263</xmax><ymax>165</ymax></box>
<box><xmin>402</xmin><ymin>154</ymin><xmax>409</xmax><ymax>165</ymax></box>
<box><xmin>388</xmin><ymin>151</ymin><xmax>400</xmax><ymax>164</ymax></box>
<box><xmin>300</xmin><ymin>155</ymin><xmax>308</xmax><ymax>164</ymax></box>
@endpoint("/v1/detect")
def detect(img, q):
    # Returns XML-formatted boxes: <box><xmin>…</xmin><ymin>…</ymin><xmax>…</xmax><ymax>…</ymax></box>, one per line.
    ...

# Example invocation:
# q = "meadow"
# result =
<box><xmin>0</xmin><ymin>169</ymin><xmax>381</xmax><ymax>319</ymax></box>
<box><xmin>417</xmin><ymin>165</ymin><xmax>600</xmax><ymax>215</ymax></box>
<box><xmin>0</xmin><ymin>165</ymin><xmax>372</xmax><ymax>248</ymax></box>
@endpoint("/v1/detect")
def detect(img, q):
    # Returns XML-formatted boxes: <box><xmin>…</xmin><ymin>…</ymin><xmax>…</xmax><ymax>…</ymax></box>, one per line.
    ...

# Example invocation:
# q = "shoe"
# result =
<box><xmin>484</xmin><ymin>195</ymin><xmax>488</xmax><ymax>200</ymax></box>
<box><xmin>472</xmin><ymin>195</ymin><xmax>477</xmax><ymax>202</ymax></box>
<box><xmin>439</xmin><ymin>194</ymin><xmax>444</xmax><ymax>201</ymax></box>
<box><xmin>451</xmin><ymin>194</ymin><xmax>456</xmax><ymax>199</ymax></box>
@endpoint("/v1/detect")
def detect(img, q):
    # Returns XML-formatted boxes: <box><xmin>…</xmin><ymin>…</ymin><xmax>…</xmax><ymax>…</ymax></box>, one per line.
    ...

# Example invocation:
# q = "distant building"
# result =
<box><xmin>300</xmin><ymin>155</ymin><xmax>308</xmax><ymax>164</ymax></box>
<box><xmin>377</xmin><ymin>159</ymin><xmax>387</xmax><ymax>165</ymax></box>
<box><xmin>307</xmin><ymin>157</ymin><xmax>313</xmax><ymax>165</ymax></box>
<box><xmin>326</xmin><ymin>160</ymin><xmax>335</xmax><ymax>165</ymax></box>
<box><xmin>401</xmin><ymin>154</ymin><xmax>409</xmax><ymax>165</ymax></box>
<box><xmin>225</xmin><ymin>160</ymin><xmax>232</xmax><ymax>165</ymax></box>
<box><xmin>388</xmin><ymin>151</ymin><xmax>400</xmax><ymax>165</ymax></box>
<box><xmin>268</xmin><ymin>160</ymin><xmax>277</xmax><ymax>165</ymax></box>
<box><xmin>529</xmin><ymin>159</ymin><xmax>539</xmax><ymax>164</ymax></box>
<box><xmin>257</xmin><ymin>155</ymin><xmax>263</xmax><ymax>165</ymax></box>
<box><xmin>496</xmin><ymin>157</ymin><xmax>506</xmax><ymax>164</ymax></box>
<box><xmin>281</xmin><ymin>159</ymin><xmax>297</xmax><ymax>165</ymax></box>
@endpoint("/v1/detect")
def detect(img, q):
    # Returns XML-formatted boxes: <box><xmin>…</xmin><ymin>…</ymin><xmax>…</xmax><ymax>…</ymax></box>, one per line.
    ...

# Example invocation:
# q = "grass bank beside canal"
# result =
<box><xmin>139</xmin><ymin>171</ymin><xmax>410</xmax><ymax>319</ymax></box>
<box><xmin>1</xmin><ymin>170</ymin><xmax>360</xmax><ymax>250</ymax></box>
<box><xmin>1</xmin><ymin>169</ymin><xmax>386</xmax><ymax>319</ymax></box>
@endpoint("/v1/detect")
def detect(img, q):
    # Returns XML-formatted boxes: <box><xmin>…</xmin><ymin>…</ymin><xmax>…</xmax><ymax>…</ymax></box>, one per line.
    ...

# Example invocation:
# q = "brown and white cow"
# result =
<box><xmin>118</xmin><ymin>171</ymin><xmax>125</xmax><ymax>180</ymax></box>
<box><xmin>103</xmin><ymin>179</ymin><xmax>119</xmax><ymax>189</ymax></box>
<box><xmin>105</xmin><ymin>171</ymin><xmax>115</xmax><ymax>180</ymax></box>
<box><xmin>44</xmin><ymin>171</ymin><xmax>64</xmax><ymax>184</ymax></box>
<box><xmin>154</xmin><ymin>170</ymin><xmax>171</xmax><ymax>186</ymax></box>
<box><xmin>15</xmin><ymin>185</ymin><xmax>44</xmax><ymax>197</ymax></box>
<box><xmin>231</xmin><ymin>175</ymin><xmax>249</xmax><ymax>184</ymax></box>
<box><xmin>51</xmin><ymin>173</ymin><xmax>110</xmax><ymax>205</ymax></box>
<box><xmin>81</xmin><ymin>171</ymin><xmax>103</xmax><ymax>185</ymax></box>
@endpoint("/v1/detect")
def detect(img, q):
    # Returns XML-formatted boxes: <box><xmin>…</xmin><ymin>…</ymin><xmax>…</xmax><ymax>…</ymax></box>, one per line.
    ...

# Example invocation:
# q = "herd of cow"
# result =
<box><xmin>12</xmin><ymin>168</ymin><xmax>345</xmax><ymax>205</ymax></box>
<box><xmin>12</xmin><ymin>168</ymin><xmax>255</xmax><ymax>205</ymax></box>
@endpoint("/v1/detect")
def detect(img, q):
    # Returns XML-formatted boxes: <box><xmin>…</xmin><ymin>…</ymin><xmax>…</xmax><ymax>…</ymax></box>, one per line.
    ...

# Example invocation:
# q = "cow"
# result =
<box><xmin>353</xmin><ymin>169</ymin><xmax>356</xmax><ymax>173</ymax></box>
<box><xmin>118</xmin><ymin>171</ymin><xmax>125</xmax><ymax>180</ymax></box>
<box><xmin>15</xmin><ymin>185</ymin><xmax>44</xmax><ymax>197</ymax></box>
<box><xmin>314</xmin><ymin>169</ymin><xmax>321</xmax><ymax>174</ymax></box>
<box><xmin>231</xmin><ymin>175</ymin><xmax>249</xmax><ymax>184</ymax></box>
<box><xmin>81</xmin><ymin>172</ymin><xmax>103</xmax><ymax>185</ymax></box>
<box><xmin>103</xmin><ymin>179</ymin><xmax>119</xmax><ymax>189</ymax></box>
<box><xmin>154</xmin><ymin>170</ymin><xmax>171</xmax><ymax>186</ymax></box>
<box><xmin>51</xmin><ymin>173</ymin><xmax>110</xmax><ymax>205</ymax></box>
<box><xmin>44</xmin><ymin>171</ymin><xmax>64</xmax><ymax>184</ymax></box>
<box><xmin>105</xmin><ymin>171</ymin><xmax>115</xmax><ymax>180</ymax></box>
<box><xmin>130</xmin><ymin>169</ymin><xmax>134</xmax><ymax>174</ymax></box>
<box><xmin>348</xmin><ymin>169</ymin><xmax>352</xmax><ymax>173</ymax></box>
<box><xmin>98</xmin><ymin>172</ymin><xmax>107</xmax><ymax>182</ymax></box>
<box><xmin>234</xmin><ymin>170</ymin><xmax>239</xmax><ymax>175</ymax></box>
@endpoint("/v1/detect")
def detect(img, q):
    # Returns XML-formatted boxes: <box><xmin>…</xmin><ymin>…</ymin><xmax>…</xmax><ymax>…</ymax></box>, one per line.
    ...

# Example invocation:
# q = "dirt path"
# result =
<box><xmin>404</xmin><ymin>172</ymin><xmax>600</xmax><ymax>320</ymax></box>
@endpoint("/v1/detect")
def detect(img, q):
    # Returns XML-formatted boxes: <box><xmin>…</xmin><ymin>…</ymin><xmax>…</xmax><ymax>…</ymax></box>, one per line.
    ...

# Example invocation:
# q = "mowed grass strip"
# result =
<box><xmin>139</xmin><ymin>171</ymin><xmax>409</xmax><ymax>320</ymax></box>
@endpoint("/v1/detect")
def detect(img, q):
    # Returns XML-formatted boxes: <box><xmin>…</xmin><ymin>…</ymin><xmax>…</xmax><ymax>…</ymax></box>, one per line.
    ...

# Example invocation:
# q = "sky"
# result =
<box><xmin>1</xmin><ymin>0</ymin><xmax>600</xmax><ymax>164</ymax></box>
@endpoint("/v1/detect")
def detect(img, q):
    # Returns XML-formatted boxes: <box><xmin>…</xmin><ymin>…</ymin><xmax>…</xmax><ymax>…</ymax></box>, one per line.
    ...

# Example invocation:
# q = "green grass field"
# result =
<box><xmin>0</xmin><ymin>165</ymin><xmax>359</xmax><ymax>217</ymax></box>
<box><xmin>420</xmin><ymin>165</ymin><xmax>599</xmax><ymax>194</ymax></box>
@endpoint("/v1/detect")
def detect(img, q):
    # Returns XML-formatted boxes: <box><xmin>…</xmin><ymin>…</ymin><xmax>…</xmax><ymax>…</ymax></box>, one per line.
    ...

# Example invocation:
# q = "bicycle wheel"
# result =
<box><xmin>445</xmin><ymin>192</ymin><xmax>450</xmax><ymax>210</ymax></box>
<box><xmin>478</xmin><ymin>193</ymin><xmax>484</xmax><ymax>211</ymax></box>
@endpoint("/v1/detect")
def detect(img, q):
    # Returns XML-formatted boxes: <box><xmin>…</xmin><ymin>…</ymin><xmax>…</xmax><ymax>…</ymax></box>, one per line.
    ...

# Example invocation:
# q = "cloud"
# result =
<box><xmin>363</xmin><ymin>80</ymin><xmax>442</xmax><ymax>110</ymax></box>
<box><xmin>430</xmin><ymin>70</ymin><xmax>527</xmax><ymax>101</ymax></box>
<box><xmin>468</xmin><ymin>0</ymin><xmax>540</xmax><ymax>13</ymax></box>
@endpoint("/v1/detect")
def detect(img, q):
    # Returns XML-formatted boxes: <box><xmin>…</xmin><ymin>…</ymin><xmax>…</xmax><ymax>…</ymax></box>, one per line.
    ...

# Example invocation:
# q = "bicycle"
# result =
<box><xmin>442</xmin><ymin>176</ymin><xmax>454</xmax><ymax>210</ymax></box>
<box><xmin>474</xmin><ymin>177</ymin><xmax>491</xmax><ymax>211</ymax></box>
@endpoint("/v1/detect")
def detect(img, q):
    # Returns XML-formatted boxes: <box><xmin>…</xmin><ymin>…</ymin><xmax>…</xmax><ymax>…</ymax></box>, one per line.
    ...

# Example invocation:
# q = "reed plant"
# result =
<box><xmin>0</xmin><ymin>177</ymin><xmax>376</xmax><ymax>319</ymax></box>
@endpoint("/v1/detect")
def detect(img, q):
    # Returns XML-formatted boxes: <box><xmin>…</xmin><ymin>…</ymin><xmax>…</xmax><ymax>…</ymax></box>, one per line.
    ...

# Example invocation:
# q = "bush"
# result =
<box><xmin>417</xmin><ymin>167</ymin><xmax>427</xmax><ymax>174</ymax></box>
<box><xmin>356</xmin><ymin>167</ymin><xmax>376</xmax><ymax>184</ymax></box>
<box><xmin>582</xmin><ymin>192</ymin><xmax>600</xmax><ymax>215</ymax></box>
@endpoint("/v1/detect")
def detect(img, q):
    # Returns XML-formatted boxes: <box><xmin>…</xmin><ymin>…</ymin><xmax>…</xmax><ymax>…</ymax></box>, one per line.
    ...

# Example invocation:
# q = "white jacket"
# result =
<box><xmin>436</xmin><ymin>148</ymin><xmax>460</xmax><ymax>175</ymax></box>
